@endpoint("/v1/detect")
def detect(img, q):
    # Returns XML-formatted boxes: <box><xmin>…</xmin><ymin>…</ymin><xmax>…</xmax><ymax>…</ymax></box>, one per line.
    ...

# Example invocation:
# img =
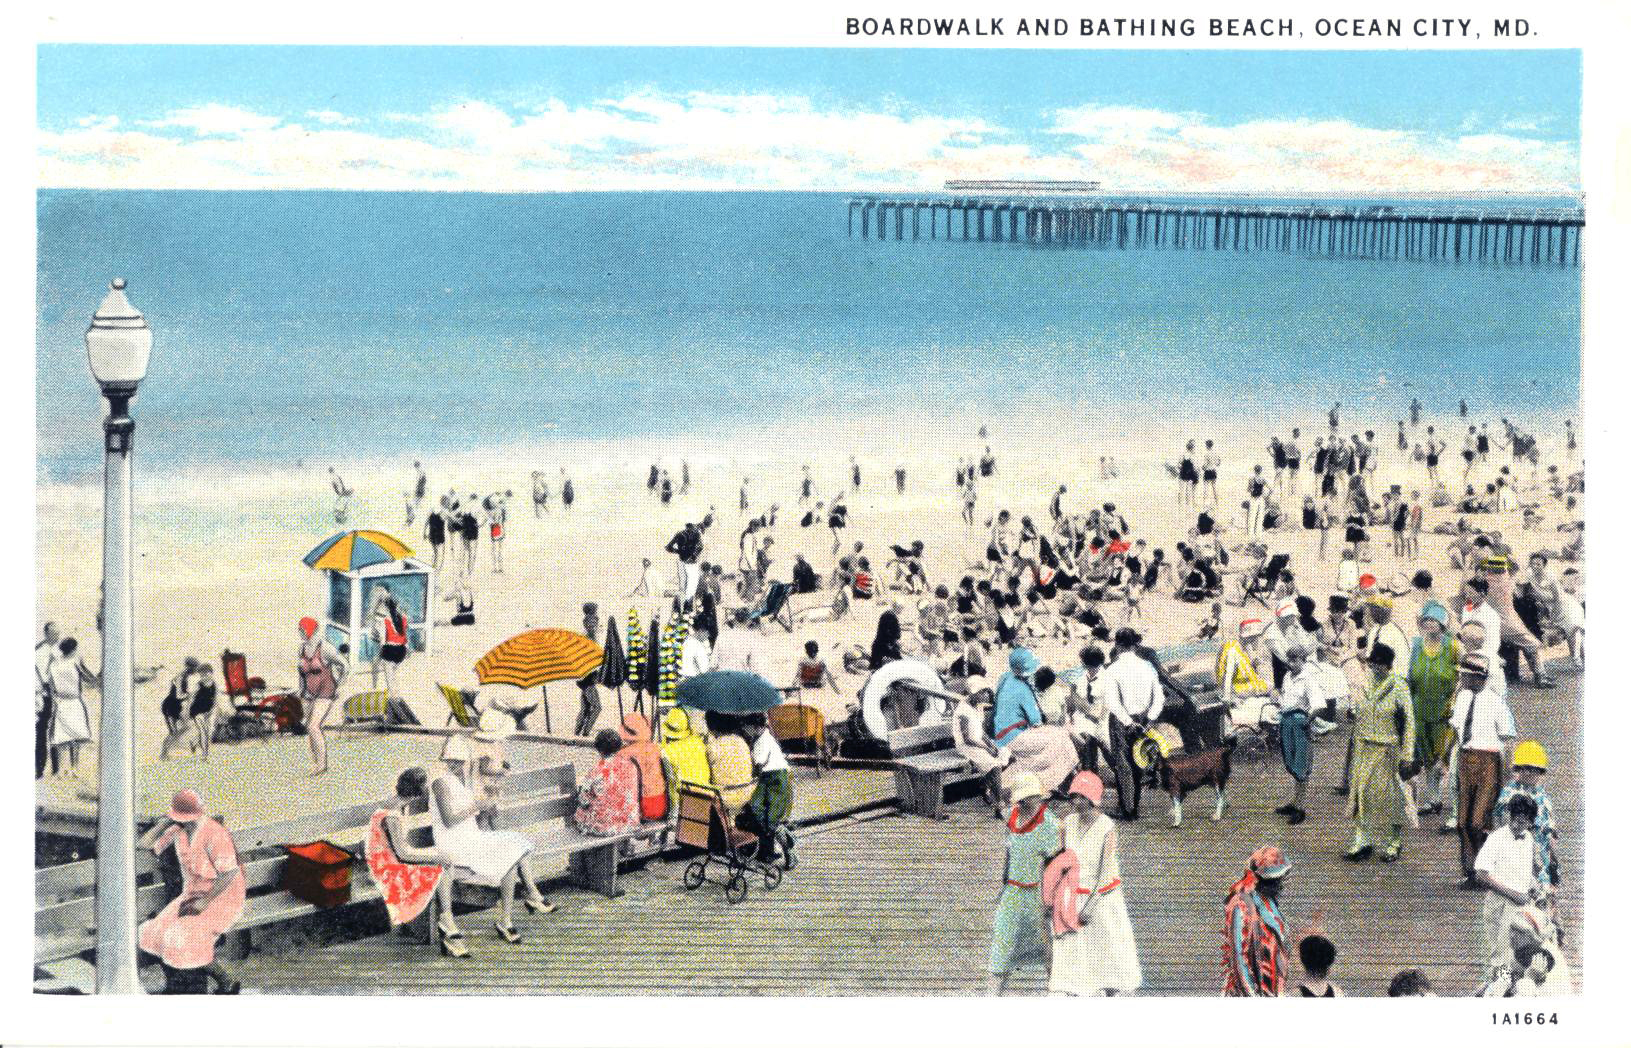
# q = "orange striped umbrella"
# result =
<box><xmin>474</xmin><ymin>629</ymin><xmax>604</xmax><ymax>690</ymax></box>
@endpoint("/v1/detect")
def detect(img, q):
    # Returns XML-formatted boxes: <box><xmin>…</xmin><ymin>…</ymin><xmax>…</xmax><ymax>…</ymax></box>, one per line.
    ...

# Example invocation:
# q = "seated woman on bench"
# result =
<box><xmin>368</xmin><ymin>767</ymin><xmax>468</xmax><ymax>957</ymax></box>
<box><xmin>428</xmin><ymin>746</ymin><xmax>554</xmax><ymax>945</ymax></box>
<box><xmin>576</xmin><ymin>729</ymin><xmax>643</xmax><ymax>836</ymax></box>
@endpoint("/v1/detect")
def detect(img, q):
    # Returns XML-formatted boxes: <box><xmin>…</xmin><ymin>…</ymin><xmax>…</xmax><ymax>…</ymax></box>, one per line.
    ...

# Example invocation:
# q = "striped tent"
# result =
<box><xmin>474</xmin><ymin>629</ymin><xmax>604</xmax><ymax>690</ymax></box>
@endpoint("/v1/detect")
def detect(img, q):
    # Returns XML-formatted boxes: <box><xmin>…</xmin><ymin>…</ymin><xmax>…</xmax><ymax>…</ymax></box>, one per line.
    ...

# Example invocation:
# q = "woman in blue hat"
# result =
<box><xmin>992</xmin><ymin>648</ymin><xmax>1044</xmax><ymax>748</ymax></box>
<box><xmin>1408</xmin><ymin>601</ymin><xmax>1460</xmax><ymax>816</ymax></box>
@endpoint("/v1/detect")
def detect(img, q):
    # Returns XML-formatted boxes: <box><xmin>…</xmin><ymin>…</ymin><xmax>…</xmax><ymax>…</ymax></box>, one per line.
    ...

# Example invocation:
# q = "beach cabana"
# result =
<box><xmin>304</xmin><ymin>530</ymin><xmax>433</xmax><ymax>666</ymax></box>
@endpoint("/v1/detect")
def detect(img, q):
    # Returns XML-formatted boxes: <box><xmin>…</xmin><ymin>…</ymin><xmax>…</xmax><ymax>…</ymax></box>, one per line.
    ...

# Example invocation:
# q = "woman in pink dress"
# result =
<box><xmin>575</xmin><ymin>730</ymin><xmax>641</xmax><ymax>835</ymax></box>
<box><xmin>364</xmin><ymin>767</ymin><xmax>469</xmax><ymax>958</ymax></box>
<box><xmin>136</xmin><ymin>790</ymin><xmax>246</xmax><ymax>993</ymax></box>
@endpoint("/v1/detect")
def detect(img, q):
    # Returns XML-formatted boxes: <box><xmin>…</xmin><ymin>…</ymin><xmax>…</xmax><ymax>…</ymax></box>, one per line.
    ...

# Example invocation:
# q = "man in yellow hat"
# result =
<box><xmin>1493</xmin><ymin>740</ymin><xmax>1558</xmax><ymax>893</ymax></box>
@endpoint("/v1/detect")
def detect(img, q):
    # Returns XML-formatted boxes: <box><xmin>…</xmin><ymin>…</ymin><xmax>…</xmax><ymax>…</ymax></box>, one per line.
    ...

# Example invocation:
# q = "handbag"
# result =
<box><xmin>280</xmin><ymin>840</ymin><xmax>355</xmax><ymax>909</ymax></box>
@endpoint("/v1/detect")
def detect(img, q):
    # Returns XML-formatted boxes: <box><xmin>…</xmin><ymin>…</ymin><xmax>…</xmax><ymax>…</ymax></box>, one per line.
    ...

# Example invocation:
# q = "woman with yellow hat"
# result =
<box><xmin>1494</xmin><ymin>741</ymin><xmax>1559</xmax><ymax>893</ymax></box>
<box><xmin>987</xmin><ymin>771</ymin><xmax>1059</xmax><ymax>995</ymax></box>
<box><xmin>659</xmin><ymin>707</ymin><xmax>713</xmax><ymax>812</ymax></box>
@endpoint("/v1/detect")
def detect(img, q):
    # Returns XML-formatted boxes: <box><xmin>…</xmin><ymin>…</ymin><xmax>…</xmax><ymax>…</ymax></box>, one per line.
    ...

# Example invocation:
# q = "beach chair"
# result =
<box><xmin>342</xmin><ymin>690</ymin><xmax>390</xmax><ymax>728</ymax></box>
<box><xmin>1238</xmin><ymin>553</ymin><xmax>1290</xmax><ymax>607</ymax></box>
<box><xmin>439</xmin><ymin>683</ymin><xmax>476</xmax><ymax>728</ymax></box>
<box><xmin>769</xmin><ymin>688</ymin><xmax>832</xmax><ymax>776</ymax></box>
<box><xmin>217</xmin><ymin>650</ymin><xmax>293</xmax><ymax>741</ymax></box>
<box><xmin>745</xmin><ymin>581</ymin><xmax>795</xmax><ymax>631</ymax></box>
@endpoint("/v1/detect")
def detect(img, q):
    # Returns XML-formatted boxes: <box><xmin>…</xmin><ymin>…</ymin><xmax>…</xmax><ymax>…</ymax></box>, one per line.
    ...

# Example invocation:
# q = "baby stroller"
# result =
<box><xmin>675</xmin><ymin>783</ymin><xmax>786</xmax><ymax>904</ymax></box>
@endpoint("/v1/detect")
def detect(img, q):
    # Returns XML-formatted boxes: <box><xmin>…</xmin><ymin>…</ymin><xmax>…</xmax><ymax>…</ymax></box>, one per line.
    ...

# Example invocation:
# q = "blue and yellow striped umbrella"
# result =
<box><xmin>303</xmin><ymin>530</ymin><xmax>415</xmax><ymax>572</ymax></box>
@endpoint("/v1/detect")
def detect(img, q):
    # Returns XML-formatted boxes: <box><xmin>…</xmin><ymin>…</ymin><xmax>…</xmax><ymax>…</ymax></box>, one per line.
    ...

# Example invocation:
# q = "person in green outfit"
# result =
<box><xmin>1407</xmin><ymin>602</ymin><xmax>1460</xmax><ymax>818</ymax></box>
<box><xmin>1346</xmin><ymin>642</ymin><xmax>1415</xmax><ymax>862</ymax></box>
<box><xmin>988</xmin><ymin>771</ymin><xmax>1060</xmax><ymax>995</ymax></box>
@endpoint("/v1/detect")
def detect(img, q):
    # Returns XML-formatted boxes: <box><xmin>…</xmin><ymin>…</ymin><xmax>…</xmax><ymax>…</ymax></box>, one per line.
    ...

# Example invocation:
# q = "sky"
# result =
<box><xmin>36</xmin><ymin>46</ymin><xmax>1581</xmax><ymax>193</ymax></box>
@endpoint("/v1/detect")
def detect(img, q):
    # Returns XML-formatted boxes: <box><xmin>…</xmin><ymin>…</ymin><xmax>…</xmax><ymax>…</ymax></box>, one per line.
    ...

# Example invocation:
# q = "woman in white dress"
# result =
<box><xmin>48</xmin><ymin>637</ymin><xmax>96</xmax><ymax>776</ymax></box>
<box><xmin>429</xmin><ymin>751</ymin><xmax>553</xmax><ymax>943</ymax></box>
<box><xmin>1045</xmin><ymin>770</ymin><xmax>1141</xmax><ymax>996</ymax></box>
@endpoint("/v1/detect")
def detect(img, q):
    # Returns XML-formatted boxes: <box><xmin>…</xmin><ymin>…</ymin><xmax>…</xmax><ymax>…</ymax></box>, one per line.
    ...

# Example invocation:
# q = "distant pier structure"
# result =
<box><xmin>846</xmin><ymin>189</ymin><xmax>1584</xmax><ymax>266</ymax></box>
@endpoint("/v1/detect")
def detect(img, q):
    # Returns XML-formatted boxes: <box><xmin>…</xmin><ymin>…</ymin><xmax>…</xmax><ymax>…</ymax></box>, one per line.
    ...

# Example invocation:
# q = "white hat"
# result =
<box><xmin>473</xmin><ymin>708</ymin><xmax>512</xmax><ymax>741</ymax></box>
<box><xmin>1239</xmin><ymin>618</ymin><xmax>1268</xmax><ymax>640</ymax></box>
<box><xmin>1008</xmin><ymin>771</ymin><xmax>1043</xmax><ymax>802</ymax></box>
<box><xmin>1275</xmin><ymin>600</ymin><xmax>1298</xmax><ymax>619</ymax></box>
<box><xmin>439</xmin><ymin>733</ymin><xmax>474</xmax><ymax>764</ymax></box>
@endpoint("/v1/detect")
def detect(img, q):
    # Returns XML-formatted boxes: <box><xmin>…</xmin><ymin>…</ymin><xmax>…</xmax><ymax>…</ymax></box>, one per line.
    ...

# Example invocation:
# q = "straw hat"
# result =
<box><xmin>474</xmin><ymin>708</ymin><xmax>512</xmax><ymax>741</ymax></box>
<box><xmin>1008</xmin><ymin>771</ymin><xmax>1043</xmax><ymax>803</ymax></box>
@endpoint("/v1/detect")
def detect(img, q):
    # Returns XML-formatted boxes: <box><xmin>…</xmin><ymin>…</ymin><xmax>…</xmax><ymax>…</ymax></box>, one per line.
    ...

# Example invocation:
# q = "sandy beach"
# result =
<box><xmin>33</xmin><ymin>399</ymin><xmax>1581</xmax><ymax>821</ymax></box>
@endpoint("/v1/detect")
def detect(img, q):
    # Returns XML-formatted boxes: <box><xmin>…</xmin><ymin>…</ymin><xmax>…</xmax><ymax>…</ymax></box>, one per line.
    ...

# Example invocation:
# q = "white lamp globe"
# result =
<box><xmin>84</xmin><ymin>278</ymin><xmax>152</xmax><ymax>389</ymax></box>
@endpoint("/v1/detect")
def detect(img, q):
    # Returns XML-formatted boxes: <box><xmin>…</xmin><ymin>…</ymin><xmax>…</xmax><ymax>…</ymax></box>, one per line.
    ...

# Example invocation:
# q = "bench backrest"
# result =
<box><xmin>36</xmin><ymin>761</ymin><xmax>581</xmax><ymax>948</ymax></box>
<box><xmin>885</xmin><ymin>721</ymin><xmax>955</xmax><ymax>759</ymax></box>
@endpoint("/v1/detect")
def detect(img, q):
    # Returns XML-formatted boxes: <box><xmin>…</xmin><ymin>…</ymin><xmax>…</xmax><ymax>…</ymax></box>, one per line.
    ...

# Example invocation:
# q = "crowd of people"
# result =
<box><xmin>47</xmin><ymin>402</ymin><xmax>1582</xmax><ymax>996</ymax></box>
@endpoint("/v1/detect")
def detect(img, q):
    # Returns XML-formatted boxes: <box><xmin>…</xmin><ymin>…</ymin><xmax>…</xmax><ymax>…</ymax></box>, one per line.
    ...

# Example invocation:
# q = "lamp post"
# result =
<box><xmin>85</xmin><ymin>278</ymin><xmax>151</xmax><ymax>995</ymax></box>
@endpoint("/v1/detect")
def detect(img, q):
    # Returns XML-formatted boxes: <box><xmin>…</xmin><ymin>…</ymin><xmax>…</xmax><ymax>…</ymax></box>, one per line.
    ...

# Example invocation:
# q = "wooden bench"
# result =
<box><xmin>32</xmin><ymin>762</ymin><xmax>664</xmax><ymax>975</ymax></box>
<box><xmin>885</xmin><ymin>721</ymin><xmax>981</xmax><ymax>820</ymax></box>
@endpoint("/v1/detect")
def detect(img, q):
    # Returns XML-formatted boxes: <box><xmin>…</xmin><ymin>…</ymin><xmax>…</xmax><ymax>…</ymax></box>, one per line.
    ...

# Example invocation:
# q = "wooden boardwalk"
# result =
<box><xmin>224</xmin><ymin>666</ymin><xmax>1586</xmax><ymax>996</ymax></box>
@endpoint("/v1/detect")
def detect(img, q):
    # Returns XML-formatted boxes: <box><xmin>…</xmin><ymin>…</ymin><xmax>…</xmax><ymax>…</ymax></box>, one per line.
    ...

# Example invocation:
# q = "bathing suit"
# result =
<box><xmin>427</xmin><ymin>513</ymin><xmax>445</xmax><ymax>545</ymax></box>
<box><xmin>490</xmin><ymin>523</ymin><xmax>503</xmax><ymax>540</ymax></box>
<box><xmin>1179</xmin><ymin>457</ymin><xmax>1198</xmax><ymax>483</ymax></box>
<box><xmin>162</xmin><ymin>682</ymin><xmax>186</xmax><ymax>723</ymax></box>
<box><xmin>452</xmin><ymin>595</ymin><xmax>475</xmax><ymax>626</ymax></box>
<box><xmin>1203</xmin><ymin>468</ymin><xmax>1218</xmax><ymax>482</ymax></box>
<box><xmin>188</xmin><ymin>683</ymin><xmax>217</xmax><ymax>719</ymax></box>
<box><xmin>459</xmin><ymin>514</ymin><xmax>478</xmax><ymax>542</ymax></box>
<box><xmin>380</xmin><ymin>612</ymin><xmax>409</xmax><ymax>664</ymax></box>
<box><xmin>1302</xmin><ymin>506</ymin><xmax>1318</xmax><ymax>529</ymax></box>
<box><xmin>562</xmin><ymin>481</ymin><xmax>574</xmax><ymax>506</ymax></box>
<box><xmin>1272</xmin><ymin>444</ymin><xmax>1286</xmax><ymax>469</ymax></box>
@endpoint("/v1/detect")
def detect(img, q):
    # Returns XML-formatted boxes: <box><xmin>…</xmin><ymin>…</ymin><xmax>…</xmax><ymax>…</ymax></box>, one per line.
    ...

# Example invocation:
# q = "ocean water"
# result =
<box><xmin>36</xmin><ymin>190</ymin><xmax>1581</xmax><ymax>481</ymax></box>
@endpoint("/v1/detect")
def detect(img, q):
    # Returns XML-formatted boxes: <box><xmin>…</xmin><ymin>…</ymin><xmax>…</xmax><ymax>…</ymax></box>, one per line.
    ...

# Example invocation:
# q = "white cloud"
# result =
<box><xmin>306</xmin><ymin>109</ymin><xmax>358</xmax><ymax>126</ymax></box>
<box><xmin>141</xmin><ymin>103</ymin><xmax>282</xmax><ymax>136</ymax></box>
<box><xmin>39</xmin><ymin>93</ymin><xmax>1578</xmax><ymax>194</ymax></box>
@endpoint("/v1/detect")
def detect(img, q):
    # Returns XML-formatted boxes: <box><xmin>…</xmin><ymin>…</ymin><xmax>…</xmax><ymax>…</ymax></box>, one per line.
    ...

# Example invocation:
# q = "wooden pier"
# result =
<box><xmin>847</xmin><ymin>194</ymin><xmax>1585</xmax><ymax>266</ymax></box>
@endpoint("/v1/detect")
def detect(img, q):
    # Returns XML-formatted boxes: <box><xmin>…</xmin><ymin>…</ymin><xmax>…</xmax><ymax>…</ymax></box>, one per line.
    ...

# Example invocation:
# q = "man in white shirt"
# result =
<box><xmin>1360</xmin><ymin>598</ymin><xmax>1409</xmax><ymax>676</ymax></box>
<box><xmin>1098</xmin><ymin>628</ymin><xmax>1164</xmax><ymax>820</ymax></box>
<box><xmin>1474</xmin><ymin>792</ymin><xmax>1539</xmax><ymax>979</ymax></box>
<box><xmin>677</xmin><ymin>627</ymin><xmax>712</xmax><ymax>680</ymax></box>
<box><xmin>1274</xmin><ymin>647</ymin><xmax>1323</xmax><ymax>825</ymax></box>
<box><xmin>1452</xmin><ymin>654</ymin><xmax>1517</xmax><ymax>887</ymax></box>
<box><xmin>35</xmin><ymin>622</ymin><xmax>59</xmax><ymax>780</ymax></box>
<box><xmin>1263</xmin><ymin>600</ymin><xmax>1314</xmax><ymax>689</ymax></box>
<box><xmin>1460</xmin><ymin>578</ymin><xmax>1505</xmax><ymax>695</ymax></box>
<box><xmin>709</xmin><ymin>612</ymin><xmax>767</xmax><ymax>677</ymax></box>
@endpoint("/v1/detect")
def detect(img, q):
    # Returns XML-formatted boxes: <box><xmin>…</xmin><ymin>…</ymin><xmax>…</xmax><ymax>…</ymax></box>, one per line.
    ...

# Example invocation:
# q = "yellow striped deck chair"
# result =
<box><xmin>342</xmin><ymin>690</ymin><xmax>390</xmax><ymax>725</ymax></box>
<box><xmin>439</xmin><ymin>683</ymin><xmax>476</xmax><ymax>727</ymax></box>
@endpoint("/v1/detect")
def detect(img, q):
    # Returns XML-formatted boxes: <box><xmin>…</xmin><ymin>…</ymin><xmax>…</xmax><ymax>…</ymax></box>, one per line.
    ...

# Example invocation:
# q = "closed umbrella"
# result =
<box><xmin>640</xmin><ymin>618</ymin><xmax>662</xmax><ymax>711</ymax></box>
<box><xmin>474</xmin><ymin>629</ymin><xmax>605</xmax><ymax>735</ymax></box>
<box><xmin>600</xmin><ymin>619</ymin><xmax>628</xmax><ymax>720</ymax></box>
<box><xmin>675</xmin><ymin>670</ymin><xmax>783</xmax><ymax>714</ymax></box>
